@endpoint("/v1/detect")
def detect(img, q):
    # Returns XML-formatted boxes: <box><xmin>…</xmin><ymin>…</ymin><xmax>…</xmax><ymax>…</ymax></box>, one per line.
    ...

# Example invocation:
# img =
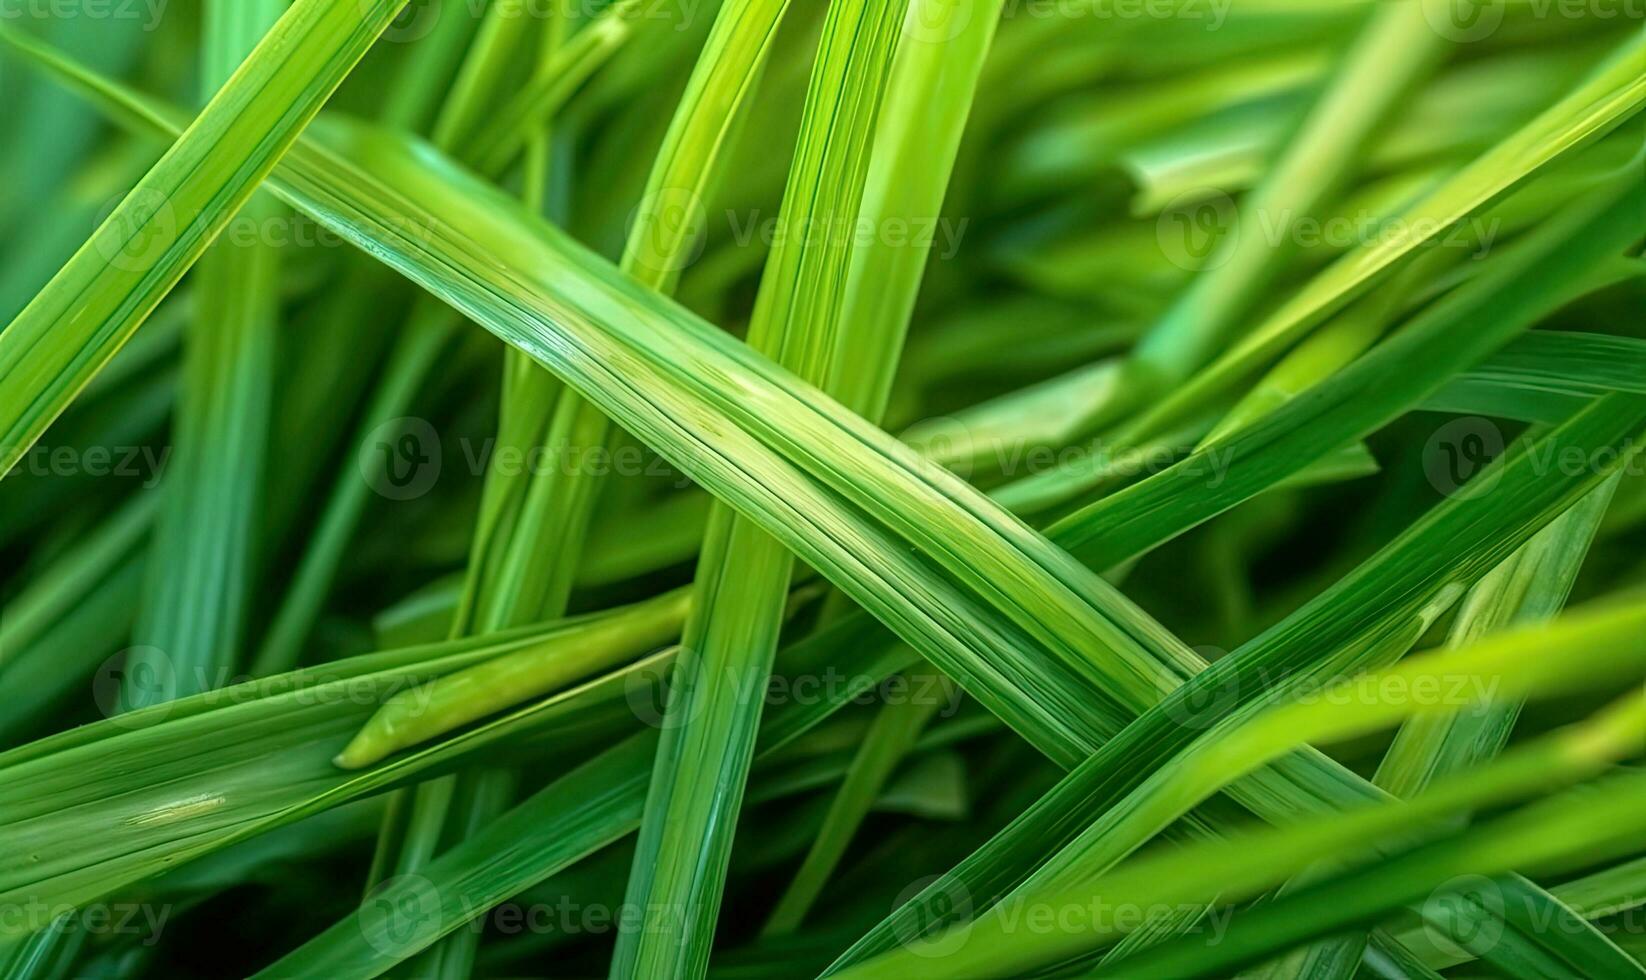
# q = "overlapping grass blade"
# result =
<box><xmin>613</xmin><ymin>3</ymin><xmax>909</xmax><ymax>973</ymax></box>
<box><xmin>122</xmin><ymin>0</ymin><xmax>286</xmax><ymax>711</ymax></box>
<box><xmin>1256</xmin><ymin>477</ymin><xmax>1620</xmax><ymax>978</ymax></box>
<box><xmin>828</xmin><ymin>594</ymin><xmax>1646</xmax><ymax>978</ymax></box>
<box><xmin>0</xmin><ymin>0</ymin><xmax>413</xmax><ymax>477</ymax></box>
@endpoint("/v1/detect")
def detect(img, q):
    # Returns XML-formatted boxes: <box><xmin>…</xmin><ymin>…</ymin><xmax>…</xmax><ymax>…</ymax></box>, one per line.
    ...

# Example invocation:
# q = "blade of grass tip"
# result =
<box><xmin>372</xmin><ymin>3</ymin><xmax>800</xmax><ymax>972</ymax></box>
<box><xmin>1117</xmin><ymin>30</ymin><xmax>1646</xmax><ymax>448</ymax></box>
<box><xmin>612</xmin><ymin>3</ymin><xmax>909</xmax><ymax>976</ymax></box>
<box><xmin>350</xmin><ymin>4</ymin><xmax>583</xmax><ymax>963</ymax></box>
<box><xmin>248</xmin><ymin>0</ymin><xmax>637</xmax><ymax>677</ymax></box>
<box><xmin>1251</xmin><ymin>475</ymin><xmax>1624</xmax><ymax>980</ymax></box>
<box><xmin>6</xmin><ymin>21</ymin><xmax>1527</xmax><ymax>849</ymax></box>
<box><xmin>336</xmin><ymin>589</ymin><xmax>692</xmax><ymax>769</ymax></box>
<box><xmin>1</xmin><ymin>15</ymin><xmax>1156</xmax><ymax>867</ymax></box>
<box><xmin>0</xmin><ymin>0</ymin><xmax>414</xmax><ymax>479</ymax></box>
<box><xmin>254</xmin><ymin>618</ymin><xmax>921</xmax><ymax>977</ymax></box>
<box><xmin>762</xmin><ymin>0</ymin><xmax>1005</xmax><ymax>933</ymax></box>
<box><xmin>123</xmin><ymin>0</ymin><xmax>286</xmax><ymax>710</ymax></box>
<box><xmin>904</xmin><ymin>0</ymin><xmax>1451</xmax><ymax>471</ymax></box>
<box><xmin>830</xmin><ymin>598</ymin><xmax>1646</xmax><ymax>980</ymax></box>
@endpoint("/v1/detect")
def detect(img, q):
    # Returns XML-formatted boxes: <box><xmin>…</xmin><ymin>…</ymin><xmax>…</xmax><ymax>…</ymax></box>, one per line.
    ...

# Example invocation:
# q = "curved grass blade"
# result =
<box><xmin>829</xmin><ymin>596</ymin><xmax>1646</xmax><ymax>979</ymax></box>
<box><xmin>23</xmin><ymin>49</ymin><xmax>1645</xmax><ymax>970</ymax></box>
<box><xmin>0</xmin><ymin>597</ymin><xmax>694</xmax><ymax>921</ymax></box>
<box><xmin>825</xmin><ymin>389</ymin><xmax>1646</xmax><ymax>971</ymax></box>
<box><xmin>253</xmin><ymin>619</ymin><xmax>921</xmax><ymax>978</ymax></box>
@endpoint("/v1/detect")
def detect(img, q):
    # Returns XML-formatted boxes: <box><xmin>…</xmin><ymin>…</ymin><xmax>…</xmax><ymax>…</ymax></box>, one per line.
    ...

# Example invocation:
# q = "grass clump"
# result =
<box><xmin>1</xmin><ymin>2</ymin><xmax>1645</xmax><ymax>978</ymax></box>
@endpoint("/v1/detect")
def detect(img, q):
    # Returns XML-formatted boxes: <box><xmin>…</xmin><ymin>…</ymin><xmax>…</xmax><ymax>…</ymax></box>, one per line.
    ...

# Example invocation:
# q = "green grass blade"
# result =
<box><xmin>829</xmin><ymin>595</ymin><xmax>1646</xmax><ymax>979</ymax></box>
<box><xmin>1121</xmin><ymin>32</ymin><xmax>1646</xmax><ymax>445</ymax></box>
<box><xmin>763</xmin><ymin>670</ymin><xmax>957</xmax><ymax>935</ymax></box>
<box><xmin>123</xmin><ymin>0</ymin><xmax>286</xmax><ymax>708</ymax></box>
<box><xmin>0</xmin><ymin>0</ymin><xmax>412</xmax><ymax>477</ymax></box>
<box><xmin>1052</xmin><ymin>175</ymin><xmax>1646</xmax><ymax>566</ymax></box>
<box><xmin>253</xmin><ymin>621</ymin><xmax>920</xmax><ymax>977</ymax></box>
<box><xmin>824</xmin><ymin>390</ymin><xmax>1646</xmax><ymax>971</ymax></box>
<box><xmin>1253</xmin><ymin>476</ymin><xmax>1623</xmax><ymax>979</ymax></box>
<box><xmin>613</xmin><ymin>2</ymin><xmax>909</xmax><ymax>974</ymax></box>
